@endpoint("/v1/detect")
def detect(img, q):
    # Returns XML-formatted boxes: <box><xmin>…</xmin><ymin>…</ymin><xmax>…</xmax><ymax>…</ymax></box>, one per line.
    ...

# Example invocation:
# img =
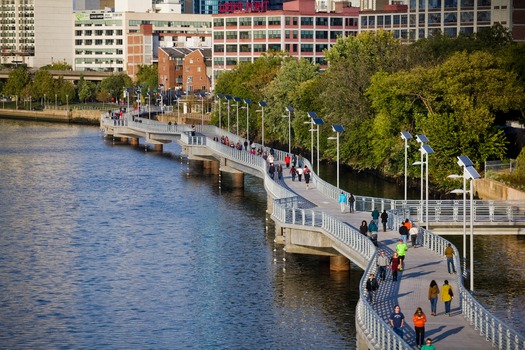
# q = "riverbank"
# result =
<box><xmin>0</xmin><ymin>108</ymin><xmax>100</xmax><ymax>125</ymax></box>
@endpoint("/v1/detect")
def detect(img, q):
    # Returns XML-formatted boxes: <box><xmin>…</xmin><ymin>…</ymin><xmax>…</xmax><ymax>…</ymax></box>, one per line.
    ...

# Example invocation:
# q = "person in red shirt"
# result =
<box><xmin>284</xmin><ymin>154</ymin><xmax>291</xmax><ymax>168</ymax></box>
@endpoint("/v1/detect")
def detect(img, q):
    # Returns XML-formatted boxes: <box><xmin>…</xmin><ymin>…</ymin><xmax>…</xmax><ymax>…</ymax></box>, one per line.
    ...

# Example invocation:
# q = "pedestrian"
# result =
<box><xmin>395</xmin><ymin>239</ymin><xmax>408</xmax><ymax>270</ymax></box>
<box><xmin>389</xmin><ymin>305</ymin><xmax>405</xmax><ymax>337</ymax></box>
<box><xmin>428</xmin><ymin>280</ymin><xmax>440</xmax><ymax>316</ymax></box>
<box><xmin>444</xmin><ymin>243</ymin><xmax>457</xmax><ymax>274</ymax></box>
<box><xmin>390</xmin><ymin>252</ymin><xmax>401</xmax><ymax>282</ymax></box>
<box><xmin>277</xmin><ymin>163</ymin><xmax>283</xmax><ymax>180</ymax></box>
<box><xmin>365</xmin><ymin>273</ymin><xmax>379</xmax><ymax>304</ymax></box>
<box><xmin>399</xmin><ymin>224</ymin><xmax>409</xmax><ymax>245</ymax></box>
<box><xmin>284</xmin><ymin>154</ymin><xmax>291</xmax><ymax>168</ymax></box>
<box><xmin>377</xmin><ymin>250</ymin><xmax>389</xmax><ymax>281</ymax></box>
<box><xmin>359</xmin><ymin>220</ymin><xmax>368</xmax><ymax>236</ymax></box>
<box><xmin>268</xmin><ymin>163</ymin><xmax>275</xmax><ymax>179</ymax></box>
<box><xmin>368</xmin><ymin>220</ymin><xmax>378</xmax><ymax>246</ymax></box>
<box><xmin>413</xmin><ymin>307</ymin><xmax>427</xmax><ymax>347</ymax></box>
<box><xmin>338</xmin><ymin>192</ymin><xmax>347</xmax><ymax>213</ymax></box>
<box><xmin>267</xmin><ymin>153</ymin><xmax>274</xmax><ymax>164</ymax></box>
<box><xmin>298</xmin><ymin>155</ymin><xmax>304</xmax><ymax>168</ymax></box>
<box><xmin>421</xmin><ymin>338</ymin><xmax>436</xmax><ymax>350</ymax></box>
<box><xmin>303</xmin><ymin>165</ymin><xmax>311</xmax><ymax>189</ymax></box>
<box><xmin>296</xmin><ymin>166</ymin><xmax>303</xmax><ymax>181</ymax></box>
<box><xmin>292</xmin><ymin>154</ymin><xmax>297</xmax><ymax>167</ymax></box>
<box><xmin>410</xmin><ymin>226</ymin><xmax>419</xmax><ymax>247</ymax></box>
<box><xmin>441</xmin><ymin>280</ymin><xmax>453</xmax><ymax>316</ymax></box>
<box><xmin>290</xmin><ymin>165</ymin><xmax>297</xmax><ymax>181</ymax></box>
<box><xmin>371</xmin><ymin>208</ymin><xmax>380</xmax><ymax>222</ymax></box>
<box><xmin>349</xmin><ymin>194</ymin><xmax>355</xmax><ymax>213</ymax></box>
<box><xmin>380</xmin><ymin>210</ymin><xmax>388</xmax><ymax>232</ymax></box>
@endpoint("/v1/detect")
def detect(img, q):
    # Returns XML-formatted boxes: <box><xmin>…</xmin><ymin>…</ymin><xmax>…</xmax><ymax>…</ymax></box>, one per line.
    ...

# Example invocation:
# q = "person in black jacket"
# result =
<box><xmin>366</xmin><ymin>273</ymin><xmax>379</xmax><ymax>304</ymax></box>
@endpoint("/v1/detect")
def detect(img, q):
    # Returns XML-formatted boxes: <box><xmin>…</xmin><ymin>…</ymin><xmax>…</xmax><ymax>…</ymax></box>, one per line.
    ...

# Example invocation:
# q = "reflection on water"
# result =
<box><xmin>0</xmin><ymin>120</ymin><xmax>359</xmax><ymax>349</ymax></box>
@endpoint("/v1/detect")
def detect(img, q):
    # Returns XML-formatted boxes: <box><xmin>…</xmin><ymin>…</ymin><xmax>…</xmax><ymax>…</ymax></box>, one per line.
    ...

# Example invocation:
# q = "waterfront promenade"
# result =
<box><xmin>100</xmin><ymin>116</ymin><xmax>524</xmax><ymax>349</ymax></box>
<box><xmin>276</xmin><ymin>172</ymin><xmax>503</xmax><ymax>349</ymax></box>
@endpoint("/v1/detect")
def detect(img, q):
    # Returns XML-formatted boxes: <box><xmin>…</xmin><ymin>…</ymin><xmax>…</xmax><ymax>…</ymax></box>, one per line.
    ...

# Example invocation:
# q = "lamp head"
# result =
<box><xmin>401</xmin><ymin>131</ymin><xmax>412</xmax><ymax>140</ymax></box>
<box><xmin>416</xmin><ymin>134</ymin><xmax>429</xmax><ymax>143</ymax></box>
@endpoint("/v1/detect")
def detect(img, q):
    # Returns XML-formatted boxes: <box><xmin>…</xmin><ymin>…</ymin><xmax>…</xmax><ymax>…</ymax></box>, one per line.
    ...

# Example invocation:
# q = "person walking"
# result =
<box><xmin>395</xmin><ymin>239</ymin><xmax>408</xmax><ymax>270</ymax></box>
<box><xmin>413</xmin><ymin>307</ymin><xmax>427</xmax><ymax>347</ymax></box>
<box><xmin>389</xmin><ymin>305</ymin><xmax>405</xmax><ymax>337</ymax></box>
<box><xmin>377</xmin><ymin>251</ymin><xmax>389</xmax><ymax>281</ymax></box>
<box><xmin>368</xmin><ymin>220</ymin><xmax>378</xmax><ymax>246</ymax></box>
<box><xmin>441</xmin><ymin>280</ymin><xmax>454</xmax><ymax>316</ymax></box>
<box><xmin>365</xmin><ymin>273</ymin><xmax>379</xmax><ymax>304</ymax></box>
<box><xmin>371</xmin><ymin>208</ymin><xmax>380</xmax><ymax>222</ymax></box>
<box><xmin>303</xmin><ymin>166</ymin><xmax>311</xmax><ymax>189</ymax></box>
<box><xmin>444</xmin><ymin>243</ymin><xmax>457</xmax><ymax>274</ymax></box>
<box><xmin>277</xmin><ymin>163</ymin><xmax>283</xmax><ymax>180</ymax></box>
<box><xmin>380</xmin><ymin>210</ymin><xmax>388</xmax><ymax>232</ymax></box>
<box><xmin>428</xmin><ymin>280</ymin><xmax>440</xmax><ymax>316</ymax></box>
<box><xmin>399</xmin><ymin>223</ymin><xmax>409</xmax><ymax>245</ymax></box>
<box><xmin>290</xmin><ymin>165</ymin><xmax>297</xmax><ymax>181</ymax></box>
<box><xmin>296</xmin><ymin>166</ymin><xmax>303</xmax><ymax>182</ymax></box>
<box><xmin>359</xmin><ymin>220</ymin><xmax>368</xmax><ymax>236</ymax></box>
<box><xmin>284</xmin><ymin>154</ymin><xmax>291</xmax><ymax>168</ymax></box>
<box><xmin>349</xmin><ymin>194</ymin><xmax>355</xmax><ymax>213</ymax></box>
<box><xmin>421</xmin><ymin>338</ymin><xmax>436</xmax><ymax>350</ymax></box>
<box><xmin>268</xmin><ymin>163</ymin><xmax>275</xmax><ymax>179</ymax></box>
<box><xmin>292</xmin><ymin>154</ymin><xmax>297</xmax><ymax>167</ymax></box>
<box><xmin>410</xmin><ymin>226</ymin><xmax>419</xmax><ymax>248</ymax></box>
<box><xmin>338</xmin><ymin>192</ymin><xmax>347</xmax><ymax>213</ymax></box>
<box><xmin>390</xmin><ymin>252</ymin><xmax>401</xmax><ymax>282</ymax></box>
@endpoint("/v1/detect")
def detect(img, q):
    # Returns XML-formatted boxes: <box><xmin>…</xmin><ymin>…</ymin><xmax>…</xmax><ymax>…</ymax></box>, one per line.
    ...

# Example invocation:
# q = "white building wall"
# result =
<box><xmin>115</xmin><ymin>0</ymin><xmax>152</xmax><ymax>12</ymax></box>
<box><xmin>34</xmin><ymin>0</ymin><xmax>73</xmax><ymax>68</ymax></box>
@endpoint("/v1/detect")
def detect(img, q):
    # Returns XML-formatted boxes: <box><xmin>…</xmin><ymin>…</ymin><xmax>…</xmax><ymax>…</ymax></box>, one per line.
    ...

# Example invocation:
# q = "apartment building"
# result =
<box><xmin>158</xmin><ymin>47</ymin><xmax>212</xmax><ymax>92</ymax></box>
<box><xmin>212</xmin><ymin>0</ymin><xmax>359</xmax><ymax>79</ymax></box>
<box><xmin>0</xmin><ymin>0</ymin><xmax>72</xmax><ymax>68</ymax></box>
<box><xmin>73</xmin><ymin>10</ymin><xmax>212</xmax><ymax>74</ymax></box>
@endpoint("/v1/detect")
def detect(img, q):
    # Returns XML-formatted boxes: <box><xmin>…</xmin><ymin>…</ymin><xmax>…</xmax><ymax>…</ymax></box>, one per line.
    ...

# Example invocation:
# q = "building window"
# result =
<box><xmin>214</xmin><ymin>18</ymin><xmax>224</xmax><ymax>27</ymax></box>
<box><xmin>268</xmin><ymin>17</ymin><xmax>281</xmax><ymax>25</ymax></box>
<box><xmin>316</xmin><ymin>31</ymin><xmax>328</xmax><ymax>39</ymax></box>
<box><xmin>330</xmin><ymin>31</ymin><xmax>342</xmax><ymax>39</ymax></box>
<box><xmin>226</xmin><ymin>44</ymin><xmax>237</xmax><ymax>52</ymax></box>
<box><xmin>330</xmin><ymin>18</ymin><xmax>343</xmax><ymax>26</ymax></box>
<box><xmin>460</xmin><ymin>12</ymin><xmax>474</xmax><ymax>23</ymax></box>
<box><xmin>477</xmin><ymin>11</ymin><xmax>490</xmax><ymax>22</ymax></box>
<box><xmin>253</xmin><ymin>30</ymin><xmax>266</xmax><ymax>39</ymax></box>
<box><xmin>444</xmin><ymin>12</ymin><xmax>457</xmax><ymax>23</ymax></box>
<box><xmin>254</xmin><ymin>17</ymin><xmax>266</xmax><ymax>26</ymax></box>
<box><xmin>316</xmin><ymin>17</ymin><xmax>328</xmax><ymax>26</ymax></box>
<box><xmin>268</xmin><ymin>30</ymin><xmax>281</xmax><ymax>39</ymax></box>
<box><xmin>226</xmin><ymin>58</ymin><xmax>237</xmax><ymax>65</ymax></box>
<box><xmin>300</xmin><ymin>44</ymin><xmax>313</xmax><ymax>52</ymax></box>
<box><xmin>239</xmin><ymin>31</ymin><xmax>251</xmax><ymax>39</ymax></box>
<box><xmin>226</xmin><ymin>18</ymin><xmax>238</xmax><ymax>27</ymax></box>
<box><xmin>239</xmin><ymin>44</ymin><xmax>251</xmax><ymax>52</ymax></box>
<box><xmin>269</xmin><ymin>44</ymin><xmax>281</xmax><ymax>51</ymax></box>
<box><xmin>240</xmin><ymin>17</ymin><xmax>252</xmax><ymax>26</ymax></box>
<box><xmin>301</xmin><ymin>30</ymin><xmax>313</xmax><ymax>39</ymax></box>
<box><xmin>253</xmin><ymin>44</ymin><xmax>266</xmax><ymax>52</ymax></box>
<box><xmin>214</xmin><ymin>44</ymin><xmax>224</xmax><ymax>52</ymax></box>
<box><xmin>214</xmin><ymin>32</ymin><xmax>224</xmax><ymax>39</ymax></box>
<box><xmin>301</xmin><ymin>17</ymin><xmax>314</xmax><ymax>26</ymax></box>
<box><xmin>226</xmin><ymin>31</ymin><xmax>238</xmax><ymax>39</ymax></box>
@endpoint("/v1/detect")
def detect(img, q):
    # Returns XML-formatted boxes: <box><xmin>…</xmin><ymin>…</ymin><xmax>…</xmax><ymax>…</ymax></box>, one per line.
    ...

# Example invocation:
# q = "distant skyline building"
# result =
<box><xmin>0</xmin><ymin>0</ymin><xmax>73</xmax><ymax>68</ymax></box>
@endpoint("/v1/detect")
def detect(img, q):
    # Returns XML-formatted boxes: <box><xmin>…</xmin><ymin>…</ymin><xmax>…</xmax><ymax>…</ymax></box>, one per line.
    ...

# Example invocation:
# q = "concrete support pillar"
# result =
<box><xmin>130</xmin><ymin>138</ymin><xmax>139</xmax><ymax>146</ymax></box>
<box><xmin>120</xmin><ymin>137</ymin><xmax>128</xmax><ymax>143</ymax></box>
<box><xmin>330</xmin><ymin>255</ymin><xmax>350</xmax><ymax>271</ymax></box>
<box><xmin>203</xmin><ymin>160</ymin><xmax>220</xmax><ymax>175</ymax></box>
<box><xmin>153</xmin><ymin>144</ymin><xmax>163</xmax><ymax>152</ymax></box>
<box><xmin>221</xmin><ymin>170</ymin><xmax>244</xmax><ymax>188</ymax></box>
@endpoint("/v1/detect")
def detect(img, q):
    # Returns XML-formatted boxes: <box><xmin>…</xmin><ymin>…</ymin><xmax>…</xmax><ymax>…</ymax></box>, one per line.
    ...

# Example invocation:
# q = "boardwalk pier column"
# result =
<box><xmin>130</xmin><ymin>137</ymin><xmax>139</xmax><ymax>146</ymax></box>
<box><xmin>203</xmin><ymin>160</ymin><xmax>220</xmax><ymax>175</ymax></box>
<box><xmin>153</xmin><ymin>144</ymin><xmax>163</xmax><ymax>152</ymax></box>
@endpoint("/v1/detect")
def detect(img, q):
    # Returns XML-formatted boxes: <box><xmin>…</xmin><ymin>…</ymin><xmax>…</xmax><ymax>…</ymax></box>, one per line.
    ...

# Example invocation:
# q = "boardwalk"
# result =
<box><xmin>274</xmin><ymin>164</ymin><xmax>500</xmax><ymax>349</ymax></box>
<box><xmin>100</xmin><ymin>117</ymin><xmax>524</xmax><ymax>349</ymax></box>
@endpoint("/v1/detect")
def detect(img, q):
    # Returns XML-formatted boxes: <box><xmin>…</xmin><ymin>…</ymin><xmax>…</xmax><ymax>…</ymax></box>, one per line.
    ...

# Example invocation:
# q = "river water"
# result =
<box><xmin>0</xmin><ymin>119</ymin><xmax>523</xmax><ymax>349</ymax></box>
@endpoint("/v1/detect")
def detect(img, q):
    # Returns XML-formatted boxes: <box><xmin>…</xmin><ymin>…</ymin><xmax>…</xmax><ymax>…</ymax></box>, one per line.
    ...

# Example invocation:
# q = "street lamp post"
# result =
<box><xmin>30</xmin><ymin>96</ymin><xmax>32</xmax><ymax>111</ymax></box>
<box><xmin>225</xmin><ymin>95</ymin><xmax>232</xmax><ymax>133</ymax></box>
<box><xmin>282</xmin><ymin>106</ymin><xmax>294</xmax><ymax>155</ymax></box>
<box><xmin>233</xmin><ymin>97</ymin><xmax>241</xmax><ymax>135</ymax></box>
<box><xmin>43</xmin><ymin>93</ymin><xmax>46</xmax><ymax>109</ymax></box>
<box><xmin>148</xmin><ymin>91</ymin><xmax>151</xmax><ymax>119</ymax></box>
<box><xmin>401</xmin><ymin>131</ymin><xmax>413</xmax><ymax>202</ymax></box>
<box><xmin>217</xmin><ymin>93</ymin><xmax>224</xmax><ymax>130</ymax></box>
<box><xmin>449</xmin><ymin>156</ymin><xmax>480</xmax><ymax>291</ymax></box>
<box><xmin>306</xmin><ymin>112</ymin><xmax>317</xmax><ymax>169</ymax></box>
<box><xmin>329</xmin><ymin>125</ymin><xmax>345</xmax><ymax>189</ymax></box>
<box><xmin>244</xmin><ymin>98</ymin><xmax>251</xmax><ymax>142</ymax></box>
<box><xmin>414</xmin><ymin>134</ymin><xmax>429</xmax><ymax>223</ymax></box>
<box><xmin>66</xmin><ymin>94</ymin><xmax>68</xmax><ymax>113</ymax></box>
<box><xmin>199</xmin><ymin>93</ymin><xmax>206</xmax><ymax>127</ymax></box>
<box><xmin>421</xmin><ymin>144</ymin><xmax>434</xmax><ymax>230</ymax></box>
<box><xmin>257</xmin><ymin>101</ymin><xmax>266</xmax><ymax>147</ymax></box>
<box><xmin>55</xmin><ymin>94</ymin><xmax>57</xmax><ymax>110</ymax></box>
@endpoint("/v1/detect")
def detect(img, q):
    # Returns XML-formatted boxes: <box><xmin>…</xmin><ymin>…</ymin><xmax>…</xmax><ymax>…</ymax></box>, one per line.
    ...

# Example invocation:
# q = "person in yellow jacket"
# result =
<box><xmin>441</xmin><ymin>280</ymin><xmax>454</xmax><ymax>316</ymax></box>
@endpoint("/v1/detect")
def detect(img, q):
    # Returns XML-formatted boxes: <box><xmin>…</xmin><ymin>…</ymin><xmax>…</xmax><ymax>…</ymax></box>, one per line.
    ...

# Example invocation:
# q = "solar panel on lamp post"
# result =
<box><xmin>414</xmin><ymin>134</ymin><xmax>429</xmax><ymax>223</ymax></box>
<box><xmin>329</xmin><ymin>124</ymin><xmax>345</xmax><ymax>189</ymax></box>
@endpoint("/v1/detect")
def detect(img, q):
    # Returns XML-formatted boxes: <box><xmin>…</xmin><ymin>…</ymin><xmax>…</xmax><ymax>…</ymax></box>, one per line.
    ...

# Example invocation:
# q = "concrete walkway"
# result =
<box><xmin>274</xmin><ymin>165</ymin><xmax>491</xmax><ymax>349</ymax></box>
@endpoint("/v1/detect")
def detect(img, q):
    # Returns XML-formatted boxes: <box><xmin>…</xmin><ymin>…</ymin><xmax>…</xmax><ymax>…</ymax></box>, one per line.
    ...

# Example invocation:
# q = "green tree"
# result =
<box><xmin>135</xmin><ymin>64</ymin><xmax>158</xmax><ymax>92</ymax></box>
<box><xmin>100</xmin><ymin>73</ymin><xmax>132</xmax><ymax>103</ymax></box>
<box><xmin>96</xmin><ymin>88</ymin><xmax>111</xmax><ymax>104</ymax></box>
<box><xmin>262</xmin><ymin>58</ymin><xmax>320</xmax><ymax>147</ymax></box>
<box><xmin>367</xmin><ymin>50</ymin><xmax>525</xmax><ymax>187</ymax></box>
<box><xmin>39</xmin><ymin>61</ymin><xmax>73</xmax><ymax>71</ymax></box>
<box><xmin>32</xmin><ymin>70</ymin><xmax>55</xmax><ymax>100</ymax></box>
<box><xmin>77</xmin><ymin>76</ymin><xmax>97</xmax><ymax>102</ymax></box>
<box><xmin>3</xmin><ymin>67</ymin><xmax>30</xmax><ymax>97</ymax></box>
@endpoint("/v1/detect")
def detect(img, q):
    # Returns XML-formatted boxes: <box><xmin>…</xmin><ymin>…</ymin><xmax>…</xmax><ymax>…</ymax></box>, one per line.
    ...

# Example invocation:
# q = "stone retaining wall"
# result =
<box><xmin>474</xmin><ymin>178</ymin><xmax>525</xmax><ymax>200</ymax></box>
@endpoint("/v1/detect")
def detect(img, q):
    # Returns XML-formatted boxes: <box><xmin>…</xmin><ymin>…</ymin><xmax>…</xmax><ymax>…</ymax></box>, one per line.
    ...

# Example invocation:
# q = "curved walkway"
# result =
<box><xmin>274</xmin><ymin>163</ymin><xmax>498</xmax><ymax>349</ymax></box>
